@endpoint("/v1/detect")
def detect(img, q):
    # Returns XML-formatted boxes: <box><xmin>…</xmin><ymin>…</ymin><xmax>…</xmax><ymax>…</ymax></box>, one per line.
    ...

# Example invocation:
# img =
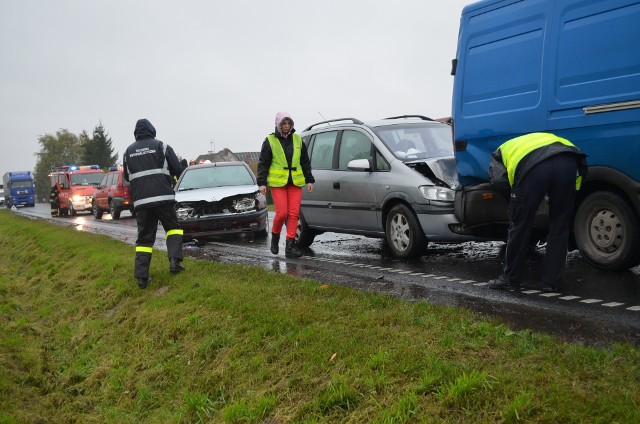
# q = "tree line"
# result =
<box><xmin>33</xmin><ymin>122</ymin><xmax>118</xmax><ymax>202</ymax></box>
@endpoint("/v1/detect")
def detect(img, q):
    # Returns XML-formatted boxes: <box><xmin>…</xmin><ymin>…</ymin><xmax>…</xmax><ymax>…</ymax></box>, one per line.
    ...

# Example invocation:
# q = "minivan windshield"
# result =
<box><xmin>373</xmin><ymin>124</ymin><xmax>453</xmax><ymax>161</ymax></box>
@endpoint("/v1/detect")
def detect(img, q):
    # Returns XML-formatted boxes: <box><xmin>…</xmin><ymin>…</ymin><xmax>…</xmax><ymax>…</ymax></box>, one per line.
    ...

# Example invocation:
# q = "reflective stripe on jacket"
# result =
<box><xmin>266</xmin><ymin>133</ymin><xmax>305</xmax><ymax>187</ymax></box>
<box><xmin>124</xmin><ymin>138</ymin><xmax>178</xmax><ymax>209</ymax></box>
<box><xmin>498</xmin><ymin>133</ymin><xmax>584</xmax><ymax>190</ymax></box>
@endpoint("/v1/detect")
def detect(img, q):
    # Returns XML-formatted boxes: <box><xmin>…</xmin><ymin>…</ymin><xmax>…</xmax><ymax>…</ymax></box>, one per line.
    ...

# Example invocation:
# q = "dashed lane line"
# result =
<box><xmin>300</xmin><ymin>257</ymin><xmax>638</xmax><ymax>312</ymax></box>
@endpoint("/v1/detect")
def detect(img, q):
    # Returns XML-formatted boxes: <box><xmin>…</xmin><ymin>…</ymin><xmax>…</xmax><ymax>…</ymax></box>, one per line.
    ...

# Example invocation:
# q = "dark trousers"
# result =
<box><xmin>502</xmin><ymin>153</ymin><xmax>578</xmax><ymax>286</ymax></box>
<box><xmin>134</xmin><ymin>204</ymin><xmax>183</xmax><ymax>279</ymax></box>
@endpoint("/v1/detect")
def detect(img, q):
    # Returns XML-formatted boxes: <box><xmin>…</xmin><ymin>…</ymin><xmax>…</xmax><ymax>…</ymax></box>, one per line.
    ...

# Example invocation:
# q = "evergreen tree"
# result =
<box><xmin>81</xmin><ymin>122</ymin><xmax>118</xmax><ymax>170</ymax></box>
<box><xmin>33</xmin><ymin>129</ymin><xmax>82</xmax><ymax>202</ymax></box>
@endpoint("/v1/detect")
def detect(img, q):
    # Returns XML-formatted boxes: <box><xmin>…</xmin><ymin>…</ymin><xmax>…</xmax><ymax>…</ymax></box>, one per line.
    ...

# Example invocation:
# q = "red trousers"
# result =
<box><xmin>270</xmin><ymin>184</ymin><xmax>302</xmax><ymax>239</ymax></box>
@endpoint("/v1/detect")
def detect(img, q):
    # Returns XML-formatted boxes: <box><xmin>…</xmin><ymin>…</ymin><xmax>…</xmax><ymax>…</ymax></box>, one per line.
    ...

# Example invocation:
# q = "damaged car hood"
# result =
<box><xmin>175</xmin><ymin>184</ymin><xmax>259</xmax><ymax>203</ymax></box>
<box><xmin>404</xmin><ymin>156</ymin><xmax>459</xmax><ymax>189</ymax></box>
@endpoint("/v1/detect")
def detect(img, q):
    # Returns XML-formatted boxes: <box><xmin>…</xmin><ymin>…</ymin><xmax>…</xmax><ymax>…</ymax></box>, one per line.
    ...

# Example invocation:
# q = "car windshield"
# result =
<box><xmin>71</xmin><ymin>172</ymin><xmax>104</xmax><ymax>186</ymax></box>
<box><xmin>177</xmin><ymin>165</ymin><xmax>255</xmax><ymax>191</ymax></box>
<box><xmin>373</xmin><ymin>123</ymin><xmax>453</xmax><ymax>161</ymax></box>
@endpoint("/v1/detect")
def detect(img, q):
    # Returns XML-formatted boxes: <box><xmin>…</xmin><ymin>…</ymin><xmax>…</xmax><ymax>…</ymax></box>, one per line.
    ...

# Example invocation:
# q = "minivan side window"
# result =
<box><xmin>375</xmin><ymin>150</ymin><xmax>390</xmax><ymax>171</ymax></box>
<box><xmin>310</xmin><ymin>131</ymin><xmax>338</xmax><ymax>170</ymax></box>
<box><xmin>338</xmin><ymin>130</ymin><xmax>372</xmax><ymax>170</ymax></box>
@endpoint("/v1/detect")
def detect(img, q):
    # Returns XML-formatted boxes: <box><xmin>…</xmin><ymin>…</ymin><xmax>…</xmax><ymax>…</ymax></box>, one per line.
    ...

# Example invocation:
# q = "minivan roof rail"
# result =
<box><xmin>384</xmin><ymin>115</ymin><xmax>435</xmax><ymax>121</ymax></box>
<box><xmin>304</xmin><ymin>118</ymin><xmax>364</xmax><ymax>131</ymax></box>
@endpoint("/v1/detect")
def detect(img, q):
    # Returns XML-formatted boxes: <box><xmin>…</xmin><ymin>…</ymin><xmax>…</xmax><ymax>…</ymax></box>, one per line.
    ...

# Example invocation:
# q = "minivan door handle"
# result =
<box><xmin>333</xmin><ymin>182</ymin><xmax>340</xmax><ymax>189</ymax></box>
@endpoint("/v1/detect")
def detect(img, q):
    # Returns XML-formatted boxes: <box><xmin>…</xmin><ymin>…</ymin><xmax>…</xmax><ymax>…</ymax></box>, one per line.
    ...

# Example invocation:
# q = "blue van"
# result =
<box><xmin>451</xmin><ymin>0</ymin><xmax>640</xmax><ymax>270</ymax></box>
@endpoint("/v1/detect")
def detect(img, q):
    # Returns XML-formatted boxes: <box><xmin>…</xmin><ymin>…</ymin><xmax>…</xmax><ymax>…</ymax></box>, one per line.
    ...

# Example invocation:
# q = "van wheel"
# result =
<box><xmin>574</xmin><ymin>191</ymin><xmax>640</xmax><ymax>270</ymax></box>
<box><xmin>93</xmin><ymin>202</ymin><xmax>103</xmax><ymax>219</ymax></box>
<box><xmin>295</xmin><ymin>212</ymin><xmax>316</xmax><ymax>248</ymax></box>
<box><xmin>386</xmin><ymin>204</ymin><xmax>427</xmax><ymax>258</ymax></box>
<box><xmin>109</xmin><ymin>201</ymin><xmax>121</xmax><ymax>219</ymax></box>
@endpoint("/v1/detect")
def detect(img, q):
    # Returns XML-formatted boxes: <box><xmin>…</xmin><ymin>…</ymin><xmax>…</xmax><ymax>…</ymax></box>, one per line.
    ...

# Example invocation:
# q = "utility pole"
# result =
<box><xmin>208</xmin><ymin>140</ymin><xmax>216</xmax><ymax>154</ymax></box>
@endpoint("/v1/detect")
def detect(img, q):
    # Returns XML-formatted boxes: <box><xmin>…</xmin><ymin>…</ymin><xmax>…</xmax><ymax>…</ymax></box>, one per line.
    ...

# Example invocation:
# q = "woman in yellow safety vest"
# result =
<box><xmin>257</xmin><ymin>112</ymin><xmax>315</xmax><ymax>258</ymax></box>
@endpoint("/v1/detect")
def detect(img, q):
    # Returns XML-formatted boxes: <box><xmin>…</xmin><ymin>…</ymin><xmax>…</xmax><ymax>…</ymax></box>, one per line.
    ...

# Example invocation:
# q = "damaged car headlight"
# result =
<box><xmin>419</xmin><ymin>186</ymin><xmax>454</xmax><ymax>202</ymax></box>
<box><xmin>233</xmin><ymin>197</ymin><xmax>255</xmax><ymax>212</ymax></box>
<box><xmin>176</xmin><ymin>206</ymin><xmax>195</xmax><ymax>219</ymax></box>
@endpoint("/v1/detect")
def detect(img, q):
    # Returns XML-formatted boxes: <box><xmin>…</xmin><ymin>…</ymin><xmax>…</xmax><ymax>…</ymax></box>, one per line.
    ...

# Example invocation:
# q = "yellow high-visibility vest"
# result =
<box><xmin>267</xmin><ymin>134</ymin><xmax>305</xmax><ymax>187</ymax></box>
<box><xmin>499</xmin><ymin>132</ymin><xmax>583</xmax><ymax>189</ymax></box>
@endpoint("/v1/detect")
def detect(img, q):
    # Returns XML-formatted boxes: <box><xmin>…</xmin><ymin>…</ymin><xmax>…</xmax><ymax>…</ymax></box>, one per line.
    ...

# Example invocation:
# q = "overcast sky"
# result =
<box><xmin>0</xmin><ymin>0</ymin><xmax>471</xmax><ymax>174</ymax></box>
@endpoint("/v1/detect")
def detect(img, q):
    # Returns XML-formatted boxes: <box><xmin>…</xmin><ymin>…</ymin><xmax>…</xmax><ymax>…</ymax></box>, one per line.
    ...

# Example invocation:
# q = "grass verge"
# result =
<box><xmin>0</xmin><ymin>209</ymin><xmax>639</xmax><ymax>423</ymax></box>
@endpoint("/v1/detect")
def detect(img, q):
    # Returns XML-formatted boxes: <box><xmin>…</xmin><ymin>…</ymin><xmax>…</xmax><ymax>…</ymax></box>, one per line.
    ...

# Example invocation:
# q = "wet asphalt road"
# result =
<box><xmin>13</xmin><ymin>204</ymin><xmax>640</xmax><ymax>346</ymax></box>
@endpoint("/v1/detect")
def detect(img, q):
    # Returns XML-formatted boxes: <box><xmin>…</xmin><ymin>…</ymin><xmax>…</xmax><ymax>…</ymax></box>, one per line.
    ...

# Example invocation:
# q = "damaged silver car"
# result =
<box><xmin>297</xmin><ymin>115</ymin><xmax>479</xmax><ymax>258</ymax></box>
<box><xmin>174</xmin><ymin>161</ymin><xmax>268</xmax><ymax>242</ymax></box>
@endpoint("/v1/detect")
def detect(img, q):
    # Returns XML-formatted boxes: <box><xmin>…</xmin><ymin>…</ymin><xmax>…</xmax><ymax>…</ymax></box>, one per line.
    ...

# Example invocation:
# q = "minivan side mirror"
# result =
<box><xmin>347</xmin><ymin>158</ymin><xmax>372</xmax><ymax>172</ymax></box>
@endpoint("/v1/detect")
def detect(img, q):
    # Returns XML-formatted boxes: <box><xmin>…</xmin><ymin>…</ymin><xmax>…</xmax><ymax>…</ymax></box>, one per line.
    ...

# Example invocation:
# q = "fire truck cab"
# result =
<box><xmin>49</xmin><ymin>165</ymin><xmax>105</xmax><ymax>216</ymax></box>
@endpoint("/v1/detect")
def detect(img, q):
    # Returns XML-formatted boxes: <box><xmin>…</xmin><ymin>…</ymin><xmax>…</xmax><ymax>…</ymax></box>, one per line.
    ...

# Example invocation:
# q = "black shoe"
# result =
<box><xmin>487</xmin><ymin>276</ymin><xmax>520</xmax><ymax>290</ymax></box>
<box><xmin>542</xmin><ymin>285</ymin><xmax>559</xmax><ymax>293</ymax></box>
<box><xmin>170</xmin><ymin>257</ymin><xmax>185</xmax><ymax>273</ymax></box>
<box><xmin>285</xmin><ymin>238</ymin><xmax>302</xmax><ymax>258</ymax></box>
<box><xmin>138</xmin><ymin>277</ymin><xmax>150</xmax><ymax>289</ymax></box>
<box><xmin>270</xmin><ymin>233</ymin><xmax>280</xmax><ymax>255</ymax></box>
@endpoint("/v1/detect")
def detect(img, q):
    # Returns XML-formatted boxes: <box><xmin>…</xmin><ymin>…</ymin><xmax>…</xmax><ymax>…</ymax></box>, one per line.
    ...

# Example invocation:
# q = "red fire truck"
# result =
<box><xmin>49</xmin><ymin>165</ymin><xmax>105</xmax><ymax>216</ymax></box>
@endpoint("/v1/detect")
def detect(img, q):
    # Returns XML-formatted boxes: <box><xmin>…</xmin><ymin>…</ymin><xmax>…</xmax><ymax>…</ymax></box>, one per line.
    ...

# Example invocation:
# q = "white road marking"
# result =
<box><xmin>303</xmin><ymin>257</ymin><xmax>631</xmax><ymax>311</ymax></box>
<box><xmin>602</xmin><ymin>302</ymin><xmax>624</xmax><ymax>308</ymax></box>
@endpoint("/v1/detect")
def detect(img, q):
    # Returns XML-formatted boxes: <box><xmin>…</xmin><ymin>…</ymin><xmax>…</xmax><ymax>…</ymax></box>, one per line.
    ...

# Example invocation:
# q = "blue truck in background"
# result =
<box><xmin>451</xmin><ymin>0</ymin><xmax>640</xmax><ymax>270</ymax></box>
<box><xmin>3</xmin><ymin>171</ymin><xmax>36</xmax><ymax>208</ymax></box>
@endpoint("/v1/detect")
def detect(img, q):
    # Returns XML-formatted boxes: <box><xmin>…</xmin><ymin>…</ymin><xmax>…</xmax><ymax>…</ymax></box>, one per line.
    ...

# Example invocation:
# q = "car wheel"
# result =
<box><xmin>574</xmin><ymin>191</ymin><xmax>640</xmax><ymax>270</ymax></box>
<box><xmin>69</xmin><ymin>203</ymin><xmax>77</xmax><ymax>216</ymax></box>
<box><xmin>295</xmin><ymin>212</ymin><xmax>316</xmax><ymax>248</ymax></box>
<box><xmin>109</xmin><ymin>201</ymin><xmax>121</xmax><ymax>219</ymax></box>
<box><xmin>385</xmin><ymin>204</ymin><xmax>427</xmax><ymax>258</ymax></box>
<box><xmin>93</xmin><ymin>201</ymin><xmax>103</xmax><ymax>219</ymax></box>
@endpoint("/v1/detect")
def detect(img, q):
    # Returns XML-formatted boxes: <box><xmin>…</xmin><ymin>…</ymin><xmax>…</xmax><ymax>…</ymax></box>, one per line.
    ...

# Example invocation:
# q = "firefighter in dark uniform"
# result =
<box><xmin>487</xmin><ymin>132</ymin><xmax>587</xmax><ymax>292</ymax></box>
<box><xmin>123</xmin><ymin>118</ymin><xmax>186</xmax><ymax>289</ymax></box>
<box><xmin>50</xmin><ymin>183</ymin><xmax>60</xmax><ymax>217</ymax></box>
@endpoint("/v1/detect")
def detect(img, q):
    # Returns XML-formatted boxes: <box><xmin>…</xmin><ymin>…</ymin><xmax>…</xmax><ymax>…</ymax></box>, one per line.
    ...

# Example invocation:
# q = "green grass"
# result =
<box><xmin>0</xmin><ymin>209</ymin><xmax>639</xmax><ymax>423</ymax></box>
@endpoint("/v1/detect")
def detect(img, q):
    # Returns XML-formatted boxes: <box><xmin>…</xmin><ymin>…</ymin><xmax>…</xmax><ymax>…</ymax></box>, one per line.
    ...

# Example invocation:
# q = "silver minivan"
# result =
<box><xmin>297</xmin><ymin>115</ymin><xmax>477</xmax><ymax>258</ymax></box>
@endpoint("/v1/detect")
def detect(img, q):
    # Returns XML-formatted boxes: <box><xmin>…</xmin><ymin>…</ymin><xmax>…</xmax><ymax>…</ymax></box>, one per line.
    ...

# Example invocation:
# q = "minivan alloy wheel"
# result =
<box><xmin>385</xmin><ymin>204</ymin><xmax>427</xmax><ymax>259</ymax></box>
